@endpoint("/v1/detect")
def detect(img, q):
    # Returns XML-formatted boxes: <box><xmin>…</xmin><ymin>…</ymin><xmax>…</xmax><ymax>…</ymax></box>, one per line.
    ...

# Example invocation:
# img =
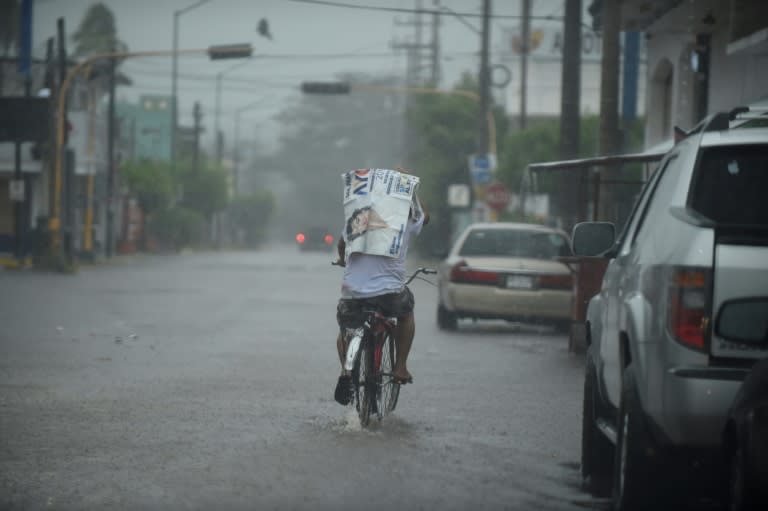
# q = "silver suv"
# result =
<box><xmin>572</xmin><ymin>107</ymin><xmax>768</xmax><ymax>510</ymax></box>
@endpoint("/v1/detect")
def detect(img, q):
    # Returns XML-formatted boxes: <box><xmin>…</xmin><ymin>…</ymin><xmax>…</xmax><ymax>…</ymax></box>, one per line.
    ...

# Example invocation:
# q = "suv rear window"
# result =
<box><xmin>690</xmin><ymin>144</ymin><xmax>768</xmax><ymax>226</ymax></box>
<box><xmin>459</xmin><ymin>228</ymin><xmax>571</xmax><ymax>259</ymax></box>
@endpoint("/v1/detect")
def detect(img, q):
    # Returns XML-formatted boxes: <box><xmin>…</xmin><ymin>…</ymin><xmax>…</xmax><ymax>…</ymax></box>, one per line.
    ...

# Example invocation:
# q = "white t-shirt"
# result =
<box><xmin>340</xmin><ymin>213</ymin><xmax>425</xmax><ymax>299</ymax></box>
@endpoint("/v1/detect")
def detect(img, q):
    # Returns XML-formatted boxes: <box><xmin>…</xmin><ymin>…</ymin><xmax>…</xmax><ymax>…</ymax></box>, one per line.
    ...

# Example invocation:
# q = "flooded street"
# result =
<box><xmin>1</xmin><ymin>246</ymin><xmax>601</xmax><ymax>510</ymax></box>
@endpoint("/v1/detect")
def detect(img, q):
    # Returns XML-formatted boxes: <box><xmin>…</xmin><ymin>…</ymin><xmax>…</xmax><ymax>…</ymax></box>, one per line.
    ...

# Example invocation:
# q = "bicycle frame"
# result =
<box><xmin>334</xmin><ymin>266</ymin><xmax>437</xmax><ymax>426</ymax></box>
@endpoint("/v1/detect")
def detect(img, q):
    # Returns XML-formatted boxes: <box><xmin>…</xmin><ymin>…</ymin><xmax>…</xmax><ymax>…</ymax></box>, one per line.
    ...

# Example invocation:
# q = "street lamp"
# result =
<box><xmin>172</xmin><ymin>0</ymin><xmax>210</xmax><ymax>175</ymax></box>
<box><xmin>215</xmin><ymin>58</ymin><xmax>252</xmax><ymax>163</ymax></box>
<box><xmin>232</xmin><ymin>98</ymin><xmax>271</xmax><ymax>196</ymax></box>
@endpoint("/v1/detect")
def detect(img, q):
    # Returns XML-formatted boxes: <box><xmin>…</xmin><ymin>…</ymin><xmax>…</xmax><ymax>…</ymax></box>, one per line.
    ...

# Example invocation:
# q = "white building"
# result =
<box><xmin>498</xmin><ymin>22</ymin><xmax>647</xmax><ymax>120</ymax></box>
<box><xmin>620</xmin><ymin>0</ymin><xmax>768</xmax><ymax>146</ymax></box>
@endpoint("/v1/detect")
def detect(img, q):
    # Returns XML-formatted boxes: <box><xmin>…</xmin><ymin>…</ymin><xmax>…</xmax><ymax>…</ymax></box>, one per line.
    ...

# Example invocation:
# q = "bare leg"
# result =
<box><xmin>393</xmin><ymin>312</ymin><xmax>415</xmax><ymax>381</ymax></box>
<box><xmin>336</xmin><ymin>332</ymin><xmax>348</xmax><ymax>372</ymax></box>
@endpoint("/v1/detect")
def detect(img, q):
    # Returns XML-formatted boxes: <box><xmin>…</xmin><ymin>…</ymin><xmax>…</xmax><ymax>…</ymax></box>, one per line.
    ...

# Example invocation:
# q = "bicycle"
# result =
<box><xmin>334</xmin><ymin>265</ymin><xmax>437</xmax><ymax>427</ymax></box>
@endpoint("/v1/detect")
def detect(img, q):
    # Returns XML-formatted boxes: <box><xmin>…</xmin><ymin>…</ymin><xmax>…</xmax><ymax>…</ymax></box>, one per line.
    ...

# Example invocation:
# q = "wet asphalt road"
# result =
<box><xmin>0</xmin><ymin>246</ymin><xmax>606</xmax><ymax>510</ymax></box>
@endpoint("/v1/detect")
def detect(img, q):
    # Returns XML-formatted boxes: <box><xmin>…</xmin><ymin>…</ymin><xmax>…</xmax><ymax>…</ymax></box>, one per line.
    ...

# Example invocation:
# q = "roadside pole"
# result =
<box><xmin>13</xmin><ymin>0</ymin><xmax>34</xmax><ymax>264</ymax></box>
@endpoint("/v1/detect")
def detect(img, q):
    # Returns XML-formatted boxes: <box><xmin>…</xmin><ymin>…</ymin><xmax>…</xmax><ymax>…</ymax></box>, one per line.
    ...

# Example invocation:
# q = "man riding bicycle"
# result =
<box><xmin>333</xmin><ymin>168</ymin><xmax>429</xmax><ymax>406</ymax></box>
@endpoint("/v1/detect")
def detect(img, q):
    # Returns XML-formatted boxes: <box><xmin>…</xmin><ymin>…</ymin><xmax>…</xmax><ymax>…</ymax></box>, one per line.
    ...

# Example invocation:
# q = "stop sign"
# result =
<box><xmin>485</xmin><ymin>182</ymin><xmax>510</xmax><ymax>211</ymax></box>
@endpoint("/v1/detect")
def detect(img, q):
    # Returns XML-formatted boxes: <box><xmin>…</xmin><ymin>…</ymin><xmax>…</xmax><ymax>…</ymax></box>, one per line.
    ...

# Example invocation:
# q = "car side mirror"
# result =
<box><xmin>571</xmin><ymin>222</ymin><xmax>616</xmax><ymax>257</ymax></box>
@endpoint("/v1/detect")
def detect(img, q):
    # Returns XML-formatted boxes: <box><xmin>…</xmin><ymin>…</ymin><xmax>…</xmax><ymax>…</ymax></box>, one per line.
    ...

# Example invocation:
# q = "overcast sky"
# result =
<box><xmin>31</xmin><ymin>0</ymin><xmax>570</xmax><ymax>151</ymax></box>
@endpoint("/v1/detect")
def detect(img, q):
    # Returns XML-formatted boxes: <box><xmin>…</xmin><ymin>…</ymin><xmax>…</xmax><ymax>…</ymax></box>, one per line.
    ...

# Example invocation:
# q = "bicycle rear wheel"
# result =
<box><xmin>355</xmin><ymin>339</ymin><xmax>375</xmax><ymax>427</ymax></box>
<box><xmin>379</xmin><ymin>333</ymin><xmax>400</xmax><ymax>414</ymax></box>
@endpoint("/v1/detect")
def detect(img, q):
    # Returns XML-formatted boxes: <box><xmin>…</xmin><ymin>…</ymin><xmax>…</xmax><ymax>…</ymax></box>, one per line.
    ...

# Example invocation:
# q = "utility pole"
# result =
<box><xmin>192</xmin><ymin>101</ymin><xmax>202</xmax><ymax>174</ymax></box>
<box><xmin>44</xmin><ymin>37</ymin><xmax>55</xmax><ymax>236</ymax></box>
<box><xmin>430</xmin><ymin>0</ymin><xmax>441</xmax><ymax>85</ymax></box>
<box><xmin>478</xmin><ymin>0</ymin><xmax>491</xmax><ymax>156</ymax></box>
<box><xmin>598</xmin><ymin>0</ymin><xmax>622</xmax><ymax>221</ymax></box>
<box><xmin>56</xmin><ymin>17</ymin><xmax>74</xmax><ymax>266</ymax></box>
<box><xmin>519</xmin><ymin>0</ymin><xmax>531</xmax><ymax>130</ymax></box>
<box><xmin>392</xmin><ymin>0</ymin><xmax>440</xmax><ymax>165</ymax></box>
<box><xmin>559</xmin><ymin>0</ymin><xmax>582</xmax><ymax>230</ymax></box>
<box><xmin>105</xmin><ymin>47</ymin><xmax>116</xmax><ymax>258</ymax></box>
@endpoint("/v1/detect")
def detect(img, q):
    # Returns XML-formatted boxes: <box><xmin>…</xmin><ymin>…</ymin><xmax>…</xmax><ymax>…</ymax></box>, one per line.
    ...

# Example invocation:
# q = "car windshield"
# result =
<box><xmin>690</xmin><ymin>144</ymin><xmax>768</xmax><ymax>226</ymax></box>
<box><xmin>458</xmin><ymin>228</ymin><xmax>571</xmax><ymax>259</ymax></box>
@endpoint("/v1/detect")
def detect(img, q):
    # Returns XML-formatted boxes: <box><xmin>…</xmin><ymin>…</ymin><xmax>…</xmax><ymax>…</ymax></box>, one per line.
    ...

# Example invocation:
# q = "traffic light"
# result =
<box><xmin>301</xmin><ymin>81</ymin><xmax>351</xmax><ymax>94</ymax></box>
<box><xmin>208</xmin><ymin>43</ymin><xmax>253</xmax><ymax>60</ymax></box>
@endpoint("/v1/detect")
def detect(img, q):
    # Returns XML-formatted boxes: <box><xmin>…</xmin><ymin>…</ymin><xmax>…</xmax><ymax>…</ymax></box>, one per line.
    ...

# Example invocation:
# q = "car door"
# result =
<box><xmin>597</xmin><ymin>154</ymin><xmax>676</xmax><ymax>406</ymax></box>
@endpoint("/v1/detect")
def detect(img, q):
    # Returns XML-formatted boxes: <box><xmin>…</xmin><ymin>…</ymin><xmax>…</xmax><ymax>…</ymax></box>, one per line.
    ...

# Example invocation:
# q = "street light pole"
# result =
<box><xmin>215</xmin><ymin>58</ymin><xmax>251</xmax><ymax>164</ymax></box>
<box><xmin>172</xmin><ymin>0</ymin><xmax>209</xmax><ymax>175</ymax></box>
<box><xmin>231</xmin><ymin>98</ymin><xmax>270</xmax><ymax>197</ymax></box>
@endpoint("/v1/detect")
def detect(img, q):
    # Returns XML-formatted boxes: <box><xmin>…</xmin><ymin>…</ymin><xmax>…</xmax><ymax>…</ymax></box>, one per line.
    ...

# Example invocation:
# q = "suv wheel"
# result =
<box><xmin>581</xmin><ymin>361</ymin><xmax>613</xmax><ymax>496</ymax></box>
<box><xmin>437</xmin><ymin>303</ymin><xmax>458</xmax><ymax>331</ymax></box>
<box><xmin>728</xmin><ymin>440</ymin><xmax>759</xmax><ymax>511</ymax></box>
<box><xmin>613</xmin><ymin>365</ymin><xmax>672</xmax><ymax>510</ymax></box>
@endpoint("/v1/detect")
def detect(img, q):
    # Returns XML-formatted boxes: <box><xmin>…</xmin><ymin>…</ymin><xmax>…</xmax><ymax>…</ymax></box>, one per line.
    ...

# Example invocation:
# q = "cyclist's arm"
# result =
<box><xmin>418</xmin><ymin>196</ymin><xmax>430</xmax><ymax>226</ymax></box>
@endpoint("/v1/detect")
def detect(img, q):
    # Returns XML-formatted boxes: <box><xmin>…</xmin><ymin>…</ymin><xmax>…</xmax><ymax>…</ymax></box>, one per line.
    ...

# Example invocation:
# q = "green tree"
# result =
<box><xmin>147</xmin><ymin>206</ymin><xmax>203</xmax><ymax>252</ymax></box>
<box><xmin>122</xmin><ymin>160</ymin><xmax>175</xmax><ymax>215</ymax></box>
<box><xmin>405</xmin><ymin>72</ymin><xmax>508</xmax><ymax>254</ymax></box>
<box><xmin>495</xmin><ymin>116</ymin><xmax>645</xmax><ymax>224</ymax></box>
<box><xmin>228</xmin><ymin>192</ymin><xmax>275</xmax><ymax>247</ymax></box>
<box><xmin>258</xmin><ymin>73</ymin><xmax>406</xmax><ymax>236</ymax></box>
<box><xmin>179</xmin><ymin>166</ymin><xmax>229</xmax><ymax>222</ymax></box>
<box><xmin>72</xmin><ymin>2</ymin><xmax>128</xmax><ymax>57</ymax></box>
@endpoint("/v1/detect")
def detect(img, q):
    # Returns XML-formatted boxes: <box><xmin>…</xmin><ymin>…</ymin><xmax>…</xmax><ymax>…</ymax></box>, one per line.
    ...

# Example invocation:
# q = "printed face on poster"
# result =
<box><xmin>341</xmin><ymin>168</ymin><xmax>420</xmax><ymax>259</ymax></box>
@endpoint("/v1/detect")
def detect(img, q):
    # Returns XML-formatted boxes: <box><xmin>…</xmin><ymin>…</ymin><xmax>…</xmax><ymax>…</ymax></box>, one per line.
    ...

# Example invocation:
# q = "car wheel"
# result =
<box><xmin>437</xmin><ymin>303</ymin><xmax>458</xmax><ymax>331</ymax></box>
<box><xmin>581</xmin><ymin>361</ymin><xmax>613</xmax><ymax>497</ymax></box>
<box><xmin>613</xmin><ymin>365</ymin><xmax>673</xmax><ymax>510</ymax></box>
<box><xmin>728</xmin><ymin>439</ymin><xmax>759</xmax><ymax>511</ymax></box>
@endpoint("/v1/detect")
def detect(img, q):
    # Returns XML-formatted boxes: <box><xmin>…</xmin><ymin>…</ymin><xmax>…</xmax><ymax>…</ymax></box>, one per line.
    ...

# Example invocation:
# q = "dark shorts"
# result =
<box><xmin>336</xmin><ymin>287</ymin><xmax>415</xmax><ymax>330</ymax></box>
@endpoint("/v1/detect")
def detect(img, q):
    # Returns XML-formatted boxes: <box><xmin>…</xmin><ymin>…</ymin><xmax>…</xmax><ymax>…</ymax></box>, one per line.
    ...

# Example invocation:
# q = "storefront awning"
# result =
<box><xmin>527</xmin><ymin>141</ymin><xmax>671</xmax><ymax>174</ymax></box>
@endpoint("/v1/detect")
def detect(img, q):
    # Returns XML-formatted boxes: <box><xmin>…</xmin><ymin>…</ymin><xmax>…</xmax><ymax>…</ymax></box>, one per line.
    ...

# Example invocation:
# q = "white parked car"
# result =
<box><xmin>436</xmin><ymin>222</ymin><xmax>574</xmax><ymax>331</ymax></box>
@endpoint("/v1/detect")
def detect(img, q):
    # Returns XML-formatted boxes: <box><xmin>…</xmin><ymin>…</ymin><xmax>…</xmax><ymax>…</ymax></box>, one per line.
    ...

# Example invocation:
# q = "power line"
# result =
<box><xmin>286</xmin><ymin>0</ymin><xmax>565</xmax><ymax>21</ymax></box>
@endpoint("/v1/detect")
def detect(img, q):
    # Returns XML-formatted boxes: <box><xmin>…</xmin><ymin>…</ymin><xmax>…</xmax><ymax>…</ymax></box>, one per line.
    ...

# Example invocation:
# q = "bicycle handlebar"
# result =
<box><xmin>332</xmin><ymin>261</ymin><xmax>436</xmax><ymax>284</ymax></box>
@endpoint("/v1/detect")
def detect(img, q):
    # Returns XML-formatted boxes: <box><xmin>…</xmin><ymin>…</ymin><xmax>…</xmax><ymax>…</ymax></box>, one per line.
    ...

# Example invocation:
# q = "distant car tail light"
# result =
<box><xmin>668</xmin><ymin>267</ymin><xmax>710</xmax><ymax>350</ymax></box>
<box><xmin>296</xmin><ymin>233</ymin><xmax>306</xmax><ymax>244</ymax></box>
<box><xmin>324</xmin><ymin>234</ymin><xmax>334</xmax><ymax>245</ymax></box>
<box><xmin>538</xmin><ymin>273</ymin><xmax>573</xmax><ymax>290</ymax></box>
<box><xmin>449</xmin><ymin>260</ymin><xmax>499</xmax><ymax>285</ymax></box>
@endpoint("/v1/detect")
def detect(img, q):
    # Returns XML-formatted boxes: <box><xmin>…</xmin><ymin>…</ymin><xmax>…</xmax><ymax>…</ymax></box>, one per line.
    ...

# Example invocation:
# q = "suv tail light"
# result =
<box><xmin>324</xmin><ymin>234</ymin><xmax>334</xmax><ymax>245</ymax></box>
<box><xmin>296</xmin><ymin>233</ymin><xmax>306</xmax><ymax>244</ymax></box>
<box><xmin>538</xmin><ymin>273</ymin><xmax>573</xmax><ymax>290</ymax></box>
<box><xmin>668</xmin><ymin>267</ymin><xmax>711</xmax><ymax>350</ymax></box>
<box><xmin>450</xmin><ymin>260</ymin><xmax>499</xmax><ymax>285</ymax></box>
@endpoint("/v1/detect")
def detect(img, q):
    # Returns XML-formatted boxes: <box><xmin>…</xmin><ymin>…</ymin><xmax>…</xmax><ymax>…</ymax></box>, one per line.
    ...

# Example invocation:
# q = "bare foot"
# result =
<box><xmin>392</xmin><ymin>367</ymin><xmax>413</xmax><ymax>383</ymax></box>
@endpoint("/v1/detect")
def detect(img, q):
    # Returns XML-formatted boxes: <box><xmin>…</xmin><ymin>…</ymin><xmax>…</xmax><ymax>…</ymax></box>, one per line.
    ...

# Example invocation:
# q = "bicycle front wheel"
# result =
<box><xmin>356</xmin><ymin>339</ymin><xmax>374</xmax><ymax>427</ymax></box>
<box><xmin>379</xmin><ymin>333</ymin><xmax>400</xmax><ymax>414</ymax></box>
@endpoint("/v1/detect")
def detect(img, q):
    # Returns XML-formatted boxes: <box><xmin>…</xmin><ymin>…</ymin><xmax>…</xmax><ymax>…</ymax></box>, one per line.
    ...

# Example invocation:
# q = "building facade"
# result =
<box><xmin>116</xmin><ymin>94</ymin><xmax>173</xmax><ymax>162</ymax></box>
<box><xmin>620</xmin><ymin>0</ymin><xmax>768</xmax><ymax>146</ymax></box>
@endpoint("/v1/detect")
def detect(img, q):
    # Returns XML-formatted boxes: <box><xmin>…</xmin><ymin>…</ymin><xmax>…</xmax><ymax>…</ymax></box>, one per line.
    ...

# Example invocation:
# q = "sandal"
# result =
<box><xmin>334</xmin><ymin>374</ymin><xmax>353</xmax><ymax>405</ymax></box>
